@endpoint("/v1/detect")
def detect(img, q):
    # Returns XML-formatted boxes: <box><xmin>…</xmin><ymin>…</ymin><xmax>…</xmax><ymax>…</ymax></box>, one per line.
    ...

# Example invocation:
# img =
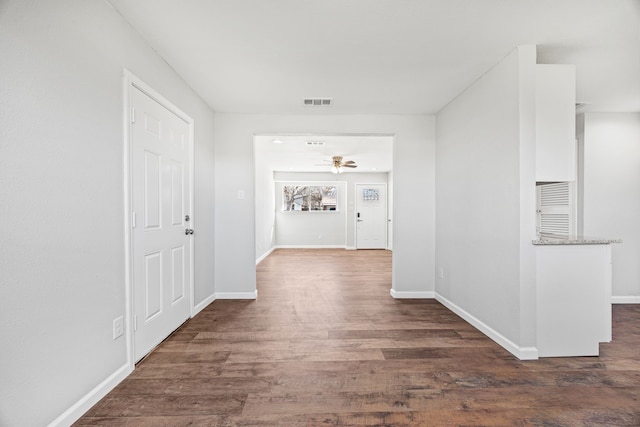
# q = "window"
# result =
<box><xmin>282</xmin><ymin>185</ymin><xmax>337</xmax><ymax>212</ymax></box>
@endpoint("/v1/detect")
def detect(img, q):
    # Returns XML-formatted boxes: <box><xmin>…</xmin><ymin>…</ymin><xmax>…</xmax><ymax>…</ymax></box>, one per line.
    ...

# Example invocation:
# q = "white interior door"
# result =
<box><xmin>355</xmin><ymin>183</ymin><xmax>387</xmax><ymax>249</ymax></box>
<box><xmin>131</xmin><ymin>85</ymin><xmax>192</xmax><ymax>362</ymax></box>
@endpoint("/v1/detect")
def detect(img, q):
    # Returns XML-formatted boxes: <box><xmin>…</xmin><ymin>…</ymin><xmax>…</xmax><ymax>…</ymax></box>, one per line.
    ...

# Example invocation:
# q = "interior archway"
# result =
<box><xmin>253</xmin><ymin>133</ymin><xmax>394</xmax><ymax>267</ymax></box>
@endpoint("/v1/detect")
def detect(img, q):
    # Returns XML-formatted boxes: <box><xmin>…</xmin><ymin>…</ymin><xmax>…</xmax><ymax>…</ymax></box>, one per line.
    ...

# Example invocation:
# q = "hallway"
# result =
<box><xmin>76</xmin><ymin>249</ymin><xmax>640</xmax><ymax>426</ymax></box>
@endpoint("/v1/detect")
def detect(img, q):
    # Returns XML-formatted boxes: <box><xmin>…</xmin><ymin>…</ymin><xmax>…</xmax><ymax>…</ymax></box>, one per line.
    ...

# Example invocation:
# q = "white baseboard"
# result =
<box><xmin>193</xmin><ymin>293</ymin><xmax>216</xmax><ymax>315</ymax></box>
<box><xmin>515</xmin><ymin>347</ymin><xmax>539</xmax><ymax>360</ymax></box>
<box><xmin>215</xmin><ymin>290</ymin><xmax>258</xmax><ymax>300</ymax></box>
<box><xmin>48</xmin><ymin>363</ymin><xmax>130</xmax><ymax>427</ymax></box>
<box><xmin>275</xmin><ymin>245</ymin><xmax>346</xmax><ymax>249</ymax></box>
<box><xmin>435</xmin><ymin>293</ymin><xmax>539</xmax><ymax>361</ymax></box>
<box><xmin>612</xmin><ymin>295</ymin><xmax>640</xmax><ymax>304</ymax></box>
<box><xmin>256</xmin><ymin>247</ymin><xmax>276</xmax><ymax>265</ymax></box>
<box><xmin>345</xmin><ymin>246</ymin><xmax>356</xmax><ymax>250</ymax></box>
<box><xmin>390</xmin><ymin>289</ymin><xmax>435</xmax><ymax>299</ymax></box>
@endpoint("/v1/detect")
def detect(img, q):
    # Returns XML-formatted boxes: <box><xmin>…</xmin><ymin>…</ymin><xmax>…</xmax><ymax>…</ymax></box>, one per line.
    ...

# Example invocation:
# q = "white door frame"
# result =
<box><xmin>122</xmin><ymin>69</ymin><xmax>195</xmax><ymax>370</ymax></box>
<box><xmin>354</xmin><ymin>182</ymin><xmax>388</xmax><ymax>249</ymax></box>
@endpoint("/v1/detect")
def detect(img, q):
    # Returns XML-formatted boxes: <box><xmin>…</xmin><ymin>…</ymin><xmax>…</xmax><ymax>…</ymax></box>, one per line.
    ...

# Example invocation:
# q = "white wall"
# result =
<box><xmin>255</xmin><ymin>155</ymin><xmax>276</xmax><ymax>263</ymax></box>
<box><xmin>387</xmin><ymin>171</ymin><xmax>394</xmax><ymax>250</ymax></box>
<box><xmin>535</xmin><ymin>64</ymin><xmax>577</xmax><ymax>182</ymax></box>
<box><xmin>576</xmin><ymin>113</ymin><xmax>586</xmax><ymax>236</ymax></box>
<box><xmin>435</xmin><ymin>46</ymin><xmax>538</xmax><ymax>355</ymax></box>
<box><xmin>0</xmin><ymin>1</ymin><xmax>216</xmax><ymax>425</ymax></box>
<box><xmin>215</xmin><ymin>114</ymin><xmax>435</xmax><ymax>296</ymax></box>
<box><xmin>582</xmin><ymin>113</ymin><xmax>640</xmax><ymax>300</ymax></box>
<box><xmin>274</xmin><ymin>176</ymin><xmax>347</xmax><ymax>247</ymax></box>
<box><xmin>271</xmin><ymin>172</ymin><xmax>389</xmax><ymax>250</ymax></box>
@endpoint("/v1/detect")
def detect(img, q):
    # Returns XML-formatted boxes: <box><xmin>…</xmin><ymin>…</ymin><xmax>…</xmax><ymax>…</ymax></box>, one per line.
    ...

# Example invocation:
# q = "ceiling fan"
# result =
<box><xmin>329</xmin><ymin>155</ymin><xmax>357</xmax><ymax>174</ymax></box>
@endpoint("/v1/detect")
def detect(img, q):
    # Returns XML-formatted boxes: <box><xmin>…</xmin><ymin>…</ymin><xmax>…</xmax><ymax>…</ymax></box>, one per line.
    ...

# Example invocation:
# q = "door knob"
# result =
<box><xmin>185</xmin><ymin>228</ymin><xmax>194</xmax><ymax>235</ymax></box>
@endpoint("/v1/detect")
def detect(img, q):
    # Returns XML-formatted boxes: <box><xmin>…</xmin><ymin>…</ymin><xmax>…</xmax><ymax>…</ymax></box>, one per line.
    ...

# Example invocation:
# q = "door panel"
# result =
<box><xmin>144</xmin><ymin>151</ymin><xmax>161</xmax><ymax>229</ymax></box>
<box><xmin>171</xmin><ymin>246</ymin><xmax>185</xmax><ymax>303</ymax></box>
<box><xmin>144</xmin><ymin>251</ymin><xmax>162</xmax><ymax>320</ymax></box>
<box><xmin>144</xmin><ymin>112</ymin><xmax>161</xmax><ymax>136</ymax></box>
<box><xmin>170</xmin><ymin>160</ymin><xmax>184</xmax><ymax>226</ymax></box>
<box><xmin>355</xmin><ymin>184</ymin><xmax>387</xmax><ymax>249</ymax></box>
<box><xmin>132</xmin><ymin>86</ymin><xmax>191</xmax><ymax>361</ymax></box>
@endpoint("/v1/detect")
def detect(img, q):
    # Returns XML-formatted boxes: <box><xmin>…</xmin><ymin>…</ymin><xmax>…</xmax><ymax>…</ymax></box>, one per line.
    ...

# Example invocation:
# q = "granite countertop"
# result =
<box><xmin>532</xmin><ymin>235</ymin><xmax>623</xmax><ymax>245</ymax></box>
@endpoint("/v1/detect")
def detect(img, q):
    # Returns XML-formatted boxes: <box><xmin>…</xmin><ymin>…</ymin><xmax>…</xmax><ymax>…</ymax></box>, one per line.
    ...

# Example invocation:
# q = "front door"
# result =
<box><xmin>355</xmin><ymin>183</ymin><xmax>387</xmax><ymax>249</ymax></box>
<box><xmin>131</xmin><ymin>85</ymin><xmax>192</xmax><ymax>361</ymax></box>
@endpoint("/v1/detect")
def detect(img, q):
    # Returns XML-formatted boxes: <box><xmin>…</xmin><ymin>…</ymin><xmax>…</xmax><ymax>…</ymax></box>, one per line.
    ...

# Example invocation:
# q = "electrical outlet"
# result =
<box><xmin>439</xmin><ymin>267</ymin><xmax>444</xmax><ymax>279</ymax></box>
<box><xmin>318</xmin><ymin>234</ymin><xmax>322</xmax><ymax>240</ymax></box>
<box><xmin>113</xmin><ymin>316</ymin><xmax>124</xmax><ymax>340</ymax></box>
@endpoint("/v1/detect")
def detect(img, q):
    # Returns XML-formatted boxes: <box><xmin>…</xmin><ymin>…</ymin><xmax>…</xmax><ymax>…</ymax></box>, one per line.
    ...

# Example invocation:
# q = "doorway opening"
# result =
<box><xmin>253</xmin><ymin>133</ymin><xmax>394</xmax><ymax>270</ymax></box>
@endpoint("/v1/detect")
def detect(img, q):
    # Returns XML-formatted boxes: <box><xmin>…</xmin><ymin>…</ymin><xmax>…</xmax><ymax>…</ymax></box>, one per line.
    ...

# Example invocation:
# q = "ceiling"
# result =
<box><xmin>108</xmin><ymin>0</ymin><xmax>639</xmax><ymax>115</ymax></box>
<box><xmin>254</xmin><ymin>134</ymin><xmax>394</xmax><ymax>173</ymax></box>
<box><xmin>107</xmin><ymin>0</ymin><xmax>639</xmax><ymax>172</ymax></box>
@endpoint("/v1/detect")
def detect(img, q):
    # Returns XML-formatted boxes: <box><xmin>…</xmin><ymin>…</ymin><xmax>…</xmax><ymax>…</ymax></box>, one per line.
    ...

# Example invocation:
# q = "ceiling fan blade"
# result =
<box><xmin>342</xmin><ymin>164</ymin><xmax>358</xmax><ymax>168</ymax></box>
<box><xmin>342</xmin><ymin>160</ymin><xmax>356</xmax><ymax>164</ymax></box>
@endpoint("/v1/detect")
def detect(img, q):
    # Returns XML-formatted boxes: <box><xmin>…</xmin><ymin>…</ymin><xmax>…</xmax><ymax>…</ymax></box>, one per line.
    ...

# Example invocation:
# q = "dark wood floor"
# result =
<box><xmin>76</xmin><ymin>249</ymin><xmax>640</xmax><ymax>426</ymax></box>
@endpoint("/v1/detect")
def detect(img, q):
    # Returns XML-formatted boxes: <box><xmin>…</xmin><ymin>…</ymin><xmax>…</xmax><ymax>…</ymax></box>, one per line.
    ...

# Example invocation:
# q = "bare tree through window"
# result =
<box><xmin>282</xmin><ymin>185</ymin><xmax>337</xmax><ymax>211</ymax></box>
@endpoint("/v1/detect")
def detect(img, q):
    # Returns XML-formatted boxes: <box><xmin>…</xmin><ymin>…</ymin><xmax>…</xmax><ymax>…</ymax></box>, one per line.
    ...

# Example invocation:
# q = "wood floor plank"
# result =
<box><xmin>82</xmin><ymin>394</ymin><xmax>246</xmax><ymax>417</ymax></box>
<box><xmin>114</xmin><ymin>377</ymin><xmax>274</xmax><ymax>396</ymax></box>
<box><xmin>129</xmin><ymin>363</ymin><xmax>224</xmax><ymax>379</ymax></box>
<box><xmin>224</xmin><ymin>348</ymin><xmax>386</xmax><ymax>364</ymax></box>
<box><xmin>74</xmin><ymin>249</ymin><xmax>640</xmax><ymax>426</ymax></box>
<box><xmin>328</xmin><ymin>328</ymin><xmax>460</xmax><ymax>340</ymax></box>
<box><xmin>73</xmin><ymin>416</ymin><xmax>229</xmax><ymax>426</ymax></box>
<box><xmin>139</xmin><ymin>349</ymin><xmax>231</xmax><ymax>364</ymax></box>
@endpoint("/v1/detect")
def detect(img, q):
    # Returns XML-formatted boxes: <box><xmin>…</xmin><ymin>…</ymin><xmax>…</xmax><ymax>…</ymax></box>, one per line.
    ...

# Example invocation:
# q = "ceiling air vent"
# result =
<box><xmin>303</xmin><ymin>98</ymin><xmax>332</xmax><ymax>107</ymax></box>
<box><xmin>305</xmin><ymin>141</ymin><xmax>325</xmax><ymax>146</ymax></box>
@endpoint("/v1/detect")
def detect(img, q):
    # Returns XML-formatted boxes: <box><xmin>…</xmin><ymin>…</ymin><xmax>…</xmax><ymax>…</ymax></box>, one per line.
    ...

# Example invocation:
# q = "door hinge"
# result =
<box><xmin>133</xmin><ymin>315</ymin><xmax>137</xmax><ymax>331</ymax></box>
<box><xmin>131</xmin><ymin>107</ymin><xmax>135</xmax><ymax>124</ymax></box>
<box><xmin>132</xmin><ymin>211</ymin><xmax>136</xmax><ymax>228</ymax></box>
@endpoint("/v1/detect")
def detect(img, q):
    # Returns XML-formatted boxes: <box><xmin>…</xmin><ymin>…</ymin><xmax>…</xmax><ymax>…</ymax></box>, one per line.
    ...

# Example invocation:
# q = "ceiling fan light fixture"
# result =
<box><xmin>329</xmin><ymin>155</ymin><xmax>354</xmax><ymax>173</ymax></box>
